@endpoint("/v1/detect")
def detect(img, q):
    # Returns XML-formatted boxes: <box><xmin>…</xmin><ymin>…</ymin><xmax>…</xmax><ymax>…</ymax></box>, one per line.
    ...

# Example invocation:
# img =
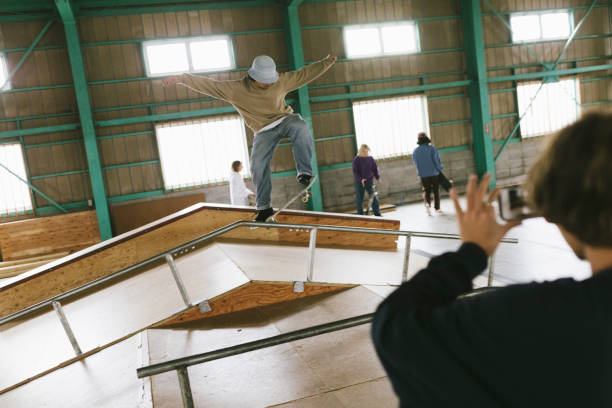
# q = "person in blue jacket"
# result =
<box><xmin>412</xmin><ymin>132</ymin><xmax>443</xmax><ymax>214</ymax></box>
<box><xmin>352</xmin><ymin>144</ymin><xmax>382</xmax><ymax>216</ymax></box>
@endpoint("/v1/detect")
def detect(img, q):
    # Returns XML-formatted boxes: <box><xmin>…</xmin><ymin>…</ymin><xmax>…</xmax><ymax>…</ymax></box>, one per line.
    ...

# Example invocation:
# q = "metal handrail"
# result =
<box><xmin>137</xmin><ymin>313</ymin><xmax>374</xmax><ymax>408</ymax></box>
<box><xmin>0</xmin><ymin>220</ymin><xmax>518</xmax><ymax>328</ymax></box>
<box><xmin>137</xmin><ymin>313</ymin><xmax>374</xmax><ymax>379</ymax></box>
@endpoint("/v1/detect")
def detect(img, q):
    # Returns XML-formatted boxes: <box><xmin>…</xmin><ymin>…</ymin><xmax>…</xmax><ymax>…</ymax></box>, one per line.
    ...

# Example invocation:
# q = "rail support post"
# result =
<box><xmin>52</xmin><ymin>300</ymin><xmax>82</xmax><ymax>356</ymax></box>
<box><xmin>401</xmin><ymin>235</ymin><xmax>412</xmax><ymax>282</ymax></box>
<box><xmin>166</xmin><ymin>254</ymin><xmax>192</xmax><ymax>307</ymax></box>
<box><xmin>177</xmin><ymin>367</ymin><xmax>195</xmax><ymax>408</ymax></box>
<box><xmin>307</xmin><ymin>228</ymin><xmax>317</xmax><ymax>281</ymax></box>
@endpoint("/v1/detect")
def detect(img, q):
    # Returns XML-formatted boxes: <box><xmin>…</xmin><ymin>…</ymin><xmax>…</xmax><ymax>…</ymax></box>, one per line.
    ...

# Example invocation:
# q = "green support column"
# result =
<box><xmin>284</xmin><ymin>1</ymin><xmax>324</xmax><ymax>212</ymax></box>
<box><xmin>462</xmin><ymin>0</ymin><xmax>496</xmax><ymax>187</ymax></box>
<box><xmin>55</xmin><ymin>0</ymin><xmax>112</xmax><ymax>240</ymax></box>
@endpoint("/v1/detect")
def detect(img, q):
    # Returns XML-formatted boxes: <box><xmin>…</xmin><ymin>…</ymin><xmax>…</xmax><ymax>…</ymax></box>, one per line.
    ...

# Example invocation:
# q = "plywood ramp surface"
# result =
<box><xmin>0</xmin><ymin>211</ymin><xmax>99</xmax><ymax>261</ymax></box>
<box><xmin>157</xmin><ymin>281</ymin><xmax>354</xmax><ymax>327</ymax></box>
<box><xmin>0</xmin><ymin>203</ymin><xmax>399</xmax><ymax>318</ymax></box>
<box><xmin>0</xmin><ymin>244</ymin><xmax>249</xmax><ymax>394</ymax></box>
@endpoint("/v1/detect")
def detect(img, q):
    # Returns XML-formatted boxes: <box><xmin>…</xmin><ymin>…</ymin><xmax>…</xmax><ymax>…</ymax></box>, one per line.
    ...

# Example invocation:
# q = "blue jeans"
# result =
<box><xmin>355</xmin><ymin>179</ymin><xmax>381</xmax><ymax>216</ymax></box>
<box><xmin>251</xmin><ymin>114</ymin><xmax>313</xmax><ymax>210</ymax></box>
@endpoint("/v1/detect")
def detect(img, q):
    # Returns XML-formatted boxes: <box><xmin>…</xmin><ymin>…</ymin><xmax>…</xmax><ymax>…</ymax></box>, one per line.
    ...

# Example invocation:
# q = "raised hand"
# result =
<box><xmin>450</xmin><ymin>174</ymin><xmax>521</xmax><ymax>256</ymax></box>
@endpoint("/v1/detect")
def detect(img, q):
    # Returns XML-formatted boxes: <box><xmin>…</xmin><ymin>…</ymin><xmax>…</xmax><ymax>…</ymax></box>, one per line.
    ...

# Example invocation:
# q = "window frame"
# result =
<box><xmin>0</xmin><ymin>53</ymin><xmax>11</xmax><ymax>90</ymax></box>
<box><xmin>343</xmin><ymin>21</ymin><xmax>420</xmax><ymax>60</ymax></box>
<box><xmin>0</xmin><ymin>142</ymin><xmax>34</xmax><ymax>217</ymax></box>
<box><xmin>509</xmin><ymin>10</ymin><xmax>574</xmax><ymax>44</ymax></box>
<box><xmin>155</xmin><ymin>114</ymin><xmax>250</xmax><ymax>190</ymax></box>
<box><xmin>142</xmin><ymin>35</ymin><xmax>236</xmax><ymax>77</ymax></box>
<box><xmin>352</xmin><ymin>94</ymin><xmax>431</xmax><ymax>160</ymax></box>
<box><xmin>516</xmin><ymin>76</ymin><xmax>581</xmax><ymax>139</ymax></box>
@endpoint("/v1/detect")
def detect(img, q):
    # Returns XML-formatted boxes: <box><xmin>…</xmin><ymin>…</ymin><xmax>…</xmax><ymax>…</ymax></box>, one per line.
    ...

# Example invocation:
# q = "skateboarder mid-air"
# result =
<box><xmin>162</xmin><ymin>54</ymin><xmax>337</xmax><ymax>221</ymax></box>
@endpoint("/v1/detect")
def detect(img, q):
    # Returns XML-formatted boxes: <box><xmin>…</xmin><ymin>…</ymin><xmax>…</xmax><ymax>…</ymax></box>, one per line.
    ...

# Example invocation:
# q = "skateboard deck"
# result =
<box><xmin>267</xmin><ymin>175</ymin><xmax>318</xmax><ymax>222</ymax></box>
<box><xmin>365</xmin><ymin>186</ymin><xmax>378</xmax><ymax>216</ymax></box>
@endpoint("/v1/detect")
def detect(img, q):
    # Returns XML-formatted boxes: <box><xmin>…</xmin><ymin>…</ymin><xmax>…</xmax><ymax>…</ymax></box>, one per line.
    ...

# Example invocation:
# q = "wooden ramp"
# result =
<box><xmin>0</xmin><ymin>234</ymin><xmax>419</xmax><ymax>395</ymax></box>
<box><xmin>0</xmin><ymin>203</ymin><xmax>399</xmax><ymax>319</ymax></box>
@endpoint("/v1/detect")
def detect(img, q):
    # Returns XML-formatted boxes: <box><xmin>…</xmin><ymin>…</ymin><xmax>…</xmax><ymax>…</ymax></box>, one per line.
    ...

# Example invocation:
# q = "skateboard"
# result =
<box><xmin>365</xmin><ymin>185</ymin><xmax>378</xmax><ymax>216</ymax></box>
<box><xmin>266</xmin><ymin>175</ymin><xmax>318</xmax><ymax>222</ymax></box>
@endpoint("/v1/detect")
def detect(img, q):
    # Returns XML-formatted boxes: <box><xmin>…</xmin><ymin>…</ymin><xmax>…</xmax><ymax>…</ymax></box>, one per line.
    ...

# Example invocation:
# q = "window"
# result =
<box><xmin>156</xmin><ymin>115</ymin><xmax>249</xmax><ymax>190</ymax></box>
<box><xmin>143</xmin><ymin>36</ymin><xmax>234</xmax><ymax>77</ymax></box>
<box><xmin>353</xmin><ymin>95</ymin><xmax>430</xmax><ymax>159</ymax></box>
<box><xmin>516</xmin><ymin>78</ymin><xmax>580</xmax><ymax>138</ymax></box>
<box><xmin>510</xmin><ymin>11</ymin><xmax>571</xmax><ymax>43</ymax></box>
<box><xmin>0</xmin><ymin>143</ymin><xmax>33</xmax><ymax>216</ymax></box>
<box><xmin>0</xmin><ymin>53</ymin><xmax>10</xmax><ymax>90</ymax></box>
<box><xmin>344</xmin><ymin>22</ymin><xmax>419</xmax><ymax>59</ymax></box>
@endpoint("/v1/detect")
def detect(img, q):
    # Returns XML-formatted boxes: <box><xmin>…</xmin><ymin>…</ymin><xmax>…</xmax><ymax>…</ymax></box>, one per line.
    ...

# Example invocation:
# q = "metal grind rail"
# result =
<box><xmin>137</xmin><ymin>313</ymin><xmax>375</xmax><ymax>408</ymax></box>
<box><xmin>0</xmin><ymin>220</ymin><xmax>518</xmax><ymax>360</ymax></box>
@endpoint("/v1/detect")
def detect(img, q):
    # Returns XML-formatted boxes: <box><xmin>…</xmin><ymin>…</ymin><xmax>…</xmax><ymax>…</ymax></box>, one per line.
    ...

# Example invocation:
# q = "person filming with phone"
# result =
<box><xmin>372</xmin><ymin>112</ymin><xmax>612</xmax><ymax>407</ymax></box>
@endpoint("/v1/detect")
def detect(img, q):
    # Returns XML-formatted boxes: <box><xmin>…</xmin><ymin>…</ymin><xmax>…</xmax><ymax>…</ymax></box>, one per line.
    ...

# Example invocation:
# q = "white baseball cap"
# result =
<box><xmin>248</xmin><ymin>55</ymin><xmax>279</xmax><ymax>84</ymax></box>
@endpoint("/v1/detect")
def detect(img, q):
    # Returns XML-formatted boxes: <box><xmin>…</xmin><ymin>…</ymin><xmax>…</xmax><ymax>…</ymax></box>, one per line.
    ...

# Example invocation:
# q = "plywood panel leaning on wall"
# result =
<box><xmin>0</xmin><ymin>211</ymin><xmax>100</xmax><ymax>261</ymax></box>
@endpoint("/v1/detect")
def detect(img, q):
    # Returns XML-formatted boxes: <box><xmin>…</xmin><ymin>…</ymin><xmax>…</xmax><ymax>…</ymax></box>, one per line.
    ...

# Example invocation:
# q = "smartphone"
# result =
<box><xmin>497</xmin><ymin>185</ymin><xmax>538</xmax><ymax>221</ymax></box>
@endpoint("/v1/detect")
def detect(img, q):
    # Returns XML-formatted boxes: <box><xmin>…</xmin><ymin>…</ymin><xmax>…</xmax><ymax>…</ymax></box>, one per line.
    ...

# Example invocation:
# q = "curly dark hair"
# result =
<box><xmin>417</xmin><ymin>132</ymin><xmax>431</xmax><ymax>145</ymax></box>
<box><xmin>526</xmin><ymin>112</ymin><xmax>612</xmax><ymax>247</ymax></box>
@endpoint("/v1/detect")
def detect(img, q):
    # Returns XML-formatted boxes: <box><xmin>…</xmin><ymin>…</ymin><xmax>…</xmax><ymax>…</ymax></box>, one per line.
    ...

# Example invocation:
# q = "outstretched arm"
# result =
<box><xmin>281</xmin><ymin>55</ymin><xmax>337</xmax><ymax>92</ymax></box>
<box><xmin>162</xmin><ymin>73</ymin><xmax>234</xmax><ymax>101</ymax></box>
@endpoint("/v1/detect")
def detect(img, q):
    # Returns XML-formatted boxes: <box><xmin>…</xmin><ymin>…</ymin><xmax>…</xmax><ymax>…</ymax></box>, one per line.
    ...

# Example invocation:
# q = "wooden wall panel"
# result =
<box><xmin>0</xmin><ymin>210</ymin><xmax>100</xmax><ymax>261</ymax></box>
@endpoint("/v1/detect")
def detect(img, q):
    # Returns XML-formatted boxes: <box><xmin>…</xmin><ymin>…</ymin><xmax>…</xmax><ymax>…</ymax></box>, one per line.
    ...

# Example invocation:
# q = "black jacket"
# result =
<box><xmin>372</xmin><ymin>243</ymin><xmax>612</xmax><ymax>408</ymax></box>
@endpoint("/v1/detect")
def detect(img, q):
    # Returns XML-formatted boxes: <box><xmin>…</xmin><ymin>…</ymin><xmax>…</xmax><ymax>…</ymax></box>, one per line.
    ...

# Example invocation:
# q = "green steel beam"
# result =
<box><xmin>310</xmin><ymin>70</ymin><xmax>466</xmax><ymax>90</ymax></box>
<box><xmin>0</xmin><ymin>13</ymin><xmax>56</xmax><ymax>23</ymax></box>
<box><xmin>428</xmin><ymin>93</ymin><xmax>467</xmax><ymax>101</ymax></box>
<box><xmin>488</xmin><ymin>64</ymin><xmax>612</xmax><ymax>83</ymax></box>
<box><xmin>36</xmin><ymin>201</ymin><xmax>89</xmax><ymax>215</ymax></box>
<box><xmin>76</xmin><ymin>0</ymin><xmax>280</xmax><ymax>17</ymax></box>
<box><xmin>481</xmin><ymin>3</ymin><xmax>610</xmax><ymax>17</ymax></box>
<box><xmin>486</xmin><ymin>33</ymin><xmax>612</xmax><ymax>49</ymax></box>
<box><xmin>103</xmin><ymin>160</ymin><xmax>159</xmax><ymax>170</ymax></box>
<box><xmin>553</xmin><ymin>0</ymin><xmax>599</xmax><ymax>68</ymax></box>
<box><xmin>0</xmin><ymin>0</ymin><xmax>55</xmax><ymax>12</ymax></box>
<box><xmin>24</xmin><ymin>138</ymin><xmax>82</xmax><ymax>149</ymax></box>
<box><xmin>491</xmin><ymin>55</ymin><xmax>612</xmax><ymax>72</ymax></box>
<box><xmin>97</xmin><ymin>106</ymin><xmax>236</xmax><ymax>127</ymax></box>
<box><xmin>30</xmin><ymin>169</ymin><xmax>88</xmax><ymax>180</ymax></box>
<box><xmin>107</xmin><ymin>190</ymin><xmax>164</xmax><ymax>203</ymax></box>
<box><xmin>55</xmin><ymin>0</ymin><xmax>112</xmax><ymax>241</ymax></box>
<box><xmin>0</xmin><ymin>159</ymin><xmax>68</xmax><ymax>213</ymax></box>
<box><xmin>0</xmin><ymin>123</ymin><xmax>79</xmax><ymax>139</ymax></box>
<box><xmin>430</xmin><ymin>119</ymin><xmax>470</xmax><ymax>127</ymax></box>
<box><xmin>310</xmin><ymin>80</ymin><xmax>471</xmax><ymax>103</ymax></box>
<box><xmin>463</xmin><ymin>0</ymin><xmax>496</xmax><ymax>186</ymax></box>
<box><xmin>284</xmin><ymin>3</ymin><xmax>323</xmax><ymax>211</ymax></box>
<box><xmin>1</xmin><ymin>20</ymin><xmax>54</xmax><ymax>89</ymax></box>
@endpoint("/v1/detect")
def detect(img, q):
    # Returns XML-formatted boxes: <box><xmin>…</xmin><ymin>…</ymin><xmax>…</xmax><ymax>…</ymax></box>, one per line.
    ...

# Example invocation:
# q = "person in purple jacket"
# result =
<box><xmin>352</xmin><ymin>144</ymin><xmax>382</xmax><ymax>216</ymax></box>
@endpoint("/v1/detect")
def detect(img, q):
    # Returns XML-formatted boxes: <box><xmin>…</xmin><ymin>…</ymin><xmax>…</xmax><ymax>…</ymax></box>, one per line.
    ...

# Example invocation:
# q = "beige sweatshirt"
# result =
<box><xmin>178</xmin><ymin>56</ymin><xmax>336</xmax><ymax>133</ymax></box>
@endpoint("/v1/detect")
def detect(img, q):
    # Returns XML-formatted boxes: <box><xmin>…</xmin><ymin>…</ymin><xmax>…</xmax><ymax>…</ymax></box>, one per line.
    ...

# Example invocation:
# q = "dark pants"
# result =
<box><xmin>355</xmin><ymin>179</ymin><xmax>381</xmax><ymax>216</ymax></box>
<box><xmin>421</xmin><ymin>175</ymin><xmax>440</xmax><ymax>210</ymax></box>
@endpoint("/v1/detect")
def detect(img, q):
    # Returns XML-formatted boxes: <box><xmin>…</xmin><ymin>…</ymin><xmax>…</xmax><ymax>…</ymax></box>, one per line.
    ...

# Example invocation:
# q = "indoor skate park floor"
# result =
<box><xmin>0</xmin><ymin>198</ymin><xmax>590</xmax><ymax>407</ymax></box>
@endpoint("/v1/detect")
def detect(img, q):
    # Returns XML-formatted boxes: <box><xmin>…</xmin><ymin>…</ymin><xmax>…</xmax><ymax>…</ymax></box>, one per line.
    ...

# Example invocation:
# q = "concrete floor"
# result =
<box><xmin>0</xmin><ymin>198</ymin><xmax>591</xmax><ymax>407</ymax></box>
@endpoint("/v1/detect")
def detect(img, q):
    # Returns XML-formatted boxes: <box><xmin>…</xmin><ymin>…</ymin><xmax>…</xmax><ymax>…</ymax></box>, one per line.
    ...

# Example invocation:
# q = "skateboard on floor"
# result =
<box><xmin>266</xmin><ymin>175</ymin><xmax>318</xmax><ymax>222</ymax></box>
<box><xmin>365</xmin><ymin>185</ymin><xmax>378</xmax><ymax>216</ymax></box>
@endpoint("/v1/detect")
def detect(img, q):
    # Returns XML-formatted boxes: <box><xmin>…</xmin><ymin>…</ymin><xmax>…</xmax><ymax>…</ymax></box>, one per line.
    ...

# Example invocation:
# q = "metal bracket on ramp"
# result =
<box><xmin>293</xmin><ymin>281</ymin><xmax>304</xmax><ymax>293</ymax></box>
<box><xmin>198</xmin><ymin>300</ymin><xmax>212</xmax><ymax>314</ymax></box>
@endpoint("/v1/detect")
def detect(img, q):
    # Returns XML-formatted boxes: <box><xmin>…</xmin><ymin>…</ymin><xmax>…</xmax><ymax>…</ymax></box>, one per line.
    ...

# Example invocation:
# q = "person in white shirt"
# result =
<box><xmin>229</xmin><ymin>160</ymin><xmax>255</xmax><ymax>206</ymax></box>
